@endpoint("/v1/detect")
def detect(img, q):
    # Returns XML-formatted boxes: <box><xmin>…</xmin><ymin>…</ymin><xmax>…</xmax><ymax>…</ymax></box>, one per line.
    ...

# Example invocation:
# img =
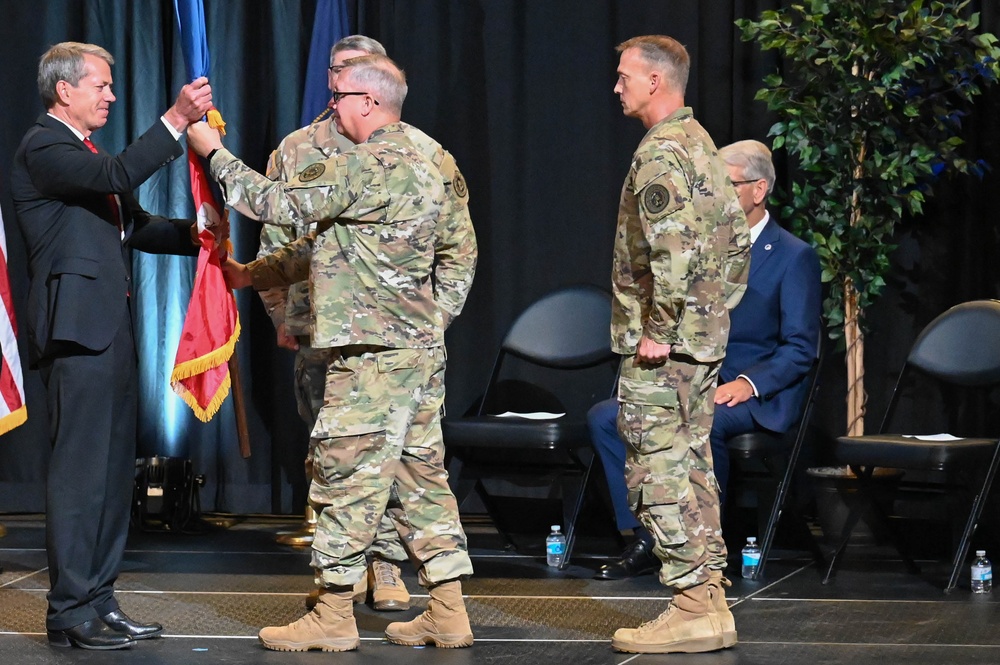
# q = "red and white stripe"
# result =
<box><xmin>0</xmin><ymin>206</ymin><xmax>27</xmax><ymax>435</ymax></box>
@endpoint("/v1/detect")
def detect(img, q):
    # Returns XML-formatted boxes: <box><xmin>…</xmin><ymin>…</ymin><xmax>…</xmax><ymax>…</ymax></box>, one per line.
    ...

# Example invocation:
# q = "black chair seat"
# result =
<box><xmin>835</xmin><ymin>435</ymin><xmax>997</xmax><ymax>471</ymax></box>
<box><xmin>822</xmin><ymin>299</ymin><xmax>1000</xmax><ymax>592</ymax></box>
<box><xmin>727</xmin><ymin>431</ymin><xmax>787</xmax><ymax>459</ymax></box>
<box><xmin>443</xmin><ymin>285</ymin><xmax>617</xmax><ymax>569</ymax></box>
<box><xmin>443</xmin><ymin>418</ymin><xmax>589</xmax><ymax>451</ymax></box>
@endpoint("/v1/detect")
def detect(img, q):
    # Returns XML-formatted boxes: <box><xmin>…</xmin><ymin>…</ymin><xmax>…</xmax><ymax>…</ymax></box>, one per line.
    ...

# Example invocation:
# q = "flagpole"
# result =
<box><xmin>172</xmin><ymin>0</ymin><xmax>244</xmax><ymax>430</ymax></box>
<box><xmin>227</xmin><ymin>352</ymin><xmax>251</xmax><ymax>458</ymax></box>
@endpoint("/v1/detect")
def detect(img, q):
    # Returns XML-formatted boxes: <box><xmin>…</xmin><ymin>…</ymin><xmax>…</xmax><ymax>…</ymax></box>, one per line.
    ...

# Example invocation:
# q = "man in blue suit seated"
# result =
<box><xmin>592</xmin><ymin>139</ymin><xmax>822</xmax><ymax>580</ymax></box>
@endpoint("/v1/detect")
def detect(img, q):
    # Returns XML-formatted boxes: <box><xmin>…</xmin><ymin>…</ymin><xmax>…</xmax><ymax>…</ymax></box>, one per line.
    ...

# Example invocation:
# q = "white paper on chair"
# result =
<box><xmin>902</xmin><ymin>433</ymin><xmax>963</xmax><ymax>441</ymax></box>
<box><xmin>494</xmin><ymin>411</ymin><xmax>566</xmax><ymax>420</ymax></box>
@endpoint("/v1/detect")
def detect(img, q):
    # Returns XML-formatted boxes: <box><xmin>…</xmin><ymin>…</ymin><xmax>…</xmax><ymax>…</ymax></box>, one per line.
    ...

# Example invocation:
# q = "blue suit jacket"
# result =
<box><xmin>720</xmin><ymin>216</ymin><xmax>822</xmax><ymax>434</ymax></box>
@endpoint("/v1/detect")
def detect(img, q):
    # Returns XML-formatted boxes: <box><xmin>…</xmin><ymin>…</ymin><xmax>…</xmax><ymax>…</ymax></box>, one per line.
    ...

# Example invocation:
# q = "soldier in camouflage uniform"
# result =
<box><xmin>188</xmin><ymin>54</ymin><xmax>475</xmax><ymax>652</ymax></box>
<box><xmin>259</xmin><ymin>35</ymin><xmax>423</xmax><ymax>614</ymax></box>
<box><xmin>608</xmin><ymin>36</ymin><xmax>750</xmax><ymax>654</ymax></box>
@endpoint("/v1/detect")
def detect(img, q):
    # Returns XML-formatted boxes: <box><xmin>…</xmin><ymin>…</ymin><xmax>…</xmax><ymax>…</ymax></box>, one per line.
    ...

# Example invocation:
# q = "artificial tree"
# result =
<box><xmin>738</xmin><ymin>0</ymin><xmax>1000</xmax><ymax>436</ymax></box>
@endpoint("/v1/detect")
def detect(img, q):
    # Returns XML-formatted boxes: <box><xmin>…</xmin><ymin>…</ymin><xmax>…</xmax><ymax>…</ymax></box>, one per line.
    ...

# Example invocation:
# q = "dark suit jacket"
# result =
<box><xmin>10</xmin><ymin>113</ymin><xmax>198</xmax><ymax>366</ymax></box>
<box><xmin>720</xmin><ymin>215</ymin><xmax>822</xmax><ymax>434</ymax></box>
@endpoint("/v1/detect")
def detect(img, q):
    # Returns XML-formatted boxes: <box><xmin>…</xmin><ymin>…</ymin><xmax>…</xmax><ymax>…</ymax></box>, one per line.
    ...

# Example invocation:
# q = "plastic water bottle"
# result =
<box><xmin>546</xmin><ymin>525</ymin><xmax>567</xmax><ymax>567</ymax></box>
<box><xmin>741</xmin><ymin>537</ymin><xmax>761</xmax><ymax>579</ymax></box>
<box><xmin>972</xmin><ymin>550</ymin><xmax>992</xmax><ymax>593</ymax></box>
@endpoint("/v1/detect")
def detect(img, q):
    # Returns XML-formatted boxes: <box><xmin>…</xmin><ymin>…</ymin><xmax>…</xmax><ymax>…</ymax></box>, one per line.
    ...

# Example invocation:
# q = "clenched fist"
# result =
<box><xmin>164</xmin><ymin>77</ymin><xmax>213</xmax><ymax>132</ymax></box>
<box><xmin>187</xmin><ymin>120</ymin><xmax>224</xmax><ymax>158</ymax></box>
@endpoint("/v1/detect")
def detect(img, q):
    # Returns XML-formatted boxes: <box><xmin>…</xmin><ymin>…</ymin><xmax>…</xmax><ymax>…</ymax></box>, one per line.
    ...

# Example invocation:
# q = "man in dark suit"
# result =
<box><xmin>10</xmin><ymin>41</ymin><xmax>214</xmax><ymax>650</ymax></box>
<box><xmin>592</xmin><ymin>139</ymin><xmax>822</xmax><ymax>580</ymax></box>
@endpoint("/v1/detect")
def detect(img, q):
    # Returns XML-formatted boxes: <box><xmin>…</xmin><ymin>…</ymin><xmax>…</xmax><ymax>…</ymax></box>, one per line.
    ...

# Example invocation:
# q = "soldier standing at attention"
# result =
<box><xmin>608</xmin><ymin>35</ymin><xmax>750</xmax><ymax>654</ymax></box>
<box><xmin>187</xmin><ymin>54</ymin><xmax>475</xmax><ymax>652</ymax></box>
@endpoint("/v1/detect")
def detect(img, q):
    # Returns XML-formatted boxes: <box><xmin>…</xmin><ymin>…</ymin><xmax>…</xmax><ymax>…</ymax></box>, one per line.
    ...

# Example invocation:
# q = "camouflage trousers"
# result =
<box><xmin>295</xmin><ymin>343</ymin><xmax>406</xmax><ymax>564</ymax></box>
<box><xmin>617</xmin><ymin>355</ymin><xmax>727</xmax><ymax>590</ymax></box>
<box><xmin>309</xmin><ymin>344</ymin><xmax>473</xmax><ymax>588</ymax></box>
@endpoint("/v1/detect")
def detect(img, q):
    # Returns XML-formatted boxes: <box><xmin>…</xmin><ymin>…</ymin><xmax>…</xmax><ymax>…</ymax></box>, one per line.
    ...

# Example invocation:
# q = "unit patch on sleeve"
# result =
<box><xmin>453</xmin><ymin>173</ymin><xmax>468</xmax><ymax>199</ymax></box>
<box><xmin>299</xmin><ymin>163</ymin><xmax>326</xmax><ymax>182</ymax></box>
<box><xmin>642</xmin><ymin>183</ymin><xmax>670</xmax><ymax>215</ymax></box>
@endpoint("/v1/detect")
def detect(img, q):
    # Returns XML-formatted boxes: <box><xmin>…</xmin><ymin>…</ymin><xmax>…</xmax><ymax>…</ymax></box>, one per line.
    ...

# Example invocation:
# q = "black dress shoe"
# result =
<box><xmin>48</xmin><ymin>618</ymin><xmax>134</xmax><ymax>650</ymax></box>
<box><xmin>593</xmin><ymin>539</ymin><xmax>662</xmax><ymax>580</ymax></box>
<box><xmin>100</xmin><ymin>609</ymin><xmax>164</xmax><ymax>640</ymax></box>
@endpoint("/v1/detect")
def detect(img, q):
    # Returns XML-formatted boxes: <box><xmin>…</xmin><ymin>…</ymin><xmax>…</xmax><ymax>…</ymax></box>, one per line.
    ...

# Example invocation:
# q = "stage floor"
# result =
<box><xmin>1</xmin><ymin>515</ymin><xmax>998</xmax><ymax>664</ymax></box>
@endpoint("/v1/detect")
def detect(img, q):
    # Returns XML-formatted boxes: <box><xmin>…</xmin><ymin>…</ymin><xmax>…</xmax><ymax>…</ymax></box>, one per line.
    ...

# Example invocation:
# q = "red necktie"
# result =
<box><xmin>83</xmin><ymin>137</ymin><xmax>123</xmax><ymax>238</ymax></box>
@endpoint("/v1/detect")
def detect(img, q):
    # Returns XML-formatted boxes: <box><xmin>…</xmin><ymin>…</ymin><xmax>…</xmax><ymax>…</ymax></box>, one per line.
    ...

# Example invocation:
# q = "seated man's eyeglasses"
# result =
<box><xmin>332</xmin><ymin>91</ymin><xmax>380</xmax><ymax>105</ymax></box>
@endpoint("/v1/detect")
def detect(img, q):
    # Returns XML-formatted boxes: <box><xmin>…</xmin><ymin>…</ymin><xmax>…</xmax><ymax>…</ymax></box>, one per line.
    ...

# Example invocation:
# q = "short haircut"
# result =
<box><xmin>720</xmin><ymin>140</ymin><xmax>776</xmax><ymax>196</ymax></box>
<box><xmin>616</xmin><ymin>35</ymin><xmax>690</xmax><ymax>94</ymax></box>
<box><xmin>329</xmin><ymin>34</ymin><xmax>387</xmax><ymax>65</ymax></box>
<box><xmin>340</xmin><ymin>54</ymin><xmax>407</xmax><ymax>115</ymax></box>
<box><xmin>38</xmin><ymin>42</ymin><xmax>114</xmax><ymax>109</ymax></box>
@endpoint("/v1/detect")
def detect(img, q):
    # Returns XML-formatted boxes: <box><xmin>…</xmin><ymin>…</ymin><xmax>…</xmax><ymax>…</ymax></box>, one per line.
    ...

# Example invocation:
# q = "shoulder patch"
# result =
<box><xmin>299</xmin><ymin>163</ymin><xmax>325</xmax><ymax>182</ymax></box>
<box><xmin>453</xmin><ymin>173</ymin><xmax>468</xmax><ymax>198</ymax></box>
<box><xmin>642</xmin><ymin>183</ymin><xmax>670</xmax><ymax>214</ymax></box>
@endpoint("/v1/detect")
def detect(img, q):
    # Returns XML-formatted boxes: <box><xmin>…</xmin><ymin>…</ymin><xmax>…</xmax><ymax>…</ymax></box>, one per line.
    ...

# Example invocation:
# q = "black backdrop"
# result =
<box><xmin>0</xmin><ymin>0</ymin><xmax>998</xmax><ymax>515</ymax></box>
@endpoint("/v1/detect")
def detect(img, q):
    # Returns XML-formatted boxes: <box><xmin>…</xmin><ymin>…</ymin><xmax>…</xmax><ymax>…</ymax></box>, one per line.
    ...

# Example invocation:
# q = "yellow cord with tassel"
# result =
<box><xmin>310</xmin><ymin>106</ymin><xmax>331</xmax><ymax>124</ymax></box>
<box><xmin>207</xmin><ymin>107</ymin><xmax>226</xmax><ymax>136</ymax></box>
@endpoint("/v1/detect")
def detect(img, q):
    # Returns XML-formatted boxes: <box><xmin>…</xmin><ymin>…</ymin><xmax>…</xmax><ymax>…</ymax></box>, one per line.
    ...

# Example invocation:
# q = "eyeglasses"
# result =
<box><xmin>731</xmin><ymin>179</ymin><xmax>762</xmax><ymax>187</ymax></box>
<box><xmin>331</xmin><ymin>91</ymin><xmax>380</xmax><ymax>105</ymax></box>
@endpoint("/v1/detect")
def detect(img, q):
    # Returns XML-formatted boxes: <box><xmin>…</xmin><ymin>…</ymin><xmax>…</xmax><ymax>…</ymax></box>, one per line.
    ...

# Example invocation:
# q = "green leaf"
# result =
<box><xmin>739</xmin><ymin>0</ymin><xmax>999</xmax><ymax>338</ymax></box>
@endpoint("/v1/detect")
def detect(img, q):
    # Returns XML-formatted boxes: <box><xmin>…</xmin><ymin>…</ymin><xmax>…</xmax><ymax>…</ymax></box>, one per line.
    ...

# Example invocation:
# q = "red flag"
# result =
<box><xmin>0</xmin><ymin>205</ymin><xmax>27</xmax><ymax>435</ymax></box>
<box><xmin>170</xmin><ymin>150</ymin><xmax>240</xmax><ymax>422</ymax></box>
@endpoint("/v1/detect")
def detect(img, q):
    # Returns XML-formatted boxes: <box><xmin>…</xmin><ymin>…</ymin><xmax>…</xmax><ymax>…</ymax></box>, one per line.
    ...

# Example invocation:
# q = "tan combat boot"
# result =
<box><xmin>384</xmin><ymin>580</ymin><xmax>473</xmax><ymax>648</ymax></box>
<box><xmin>707</xmin><ymin>570</ymin><xmax>738</xmax><ymax>647</ymax></box>
<box><xmin>306</xmin><ymin>572</ymin><xmax>364</xmax><ymax>610</ymax></box>
<box><xmin>352</xmin><ymin>573</ymin><xmax>369</xmax><ymax>604</ymax></box>
<box><xmin>369</xmin><ymin>559</ymin><xmax>411</xmax><ymax>611</ymax></box>
<box><xmin>611</xmin><ymin>582</ymin><xmax>724</xmax><ymax>654</ymax></box>
<box><xmin>259</xmin><ymin>588</ymin><xmax>360</xmax><ymax>652</ymax></box>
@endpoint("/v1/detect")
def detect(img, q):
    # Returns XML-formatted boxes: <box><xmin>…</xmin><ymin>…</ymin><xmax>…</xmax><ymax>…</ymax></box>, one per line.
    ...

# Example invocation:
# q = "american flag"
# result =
<box><xmin>0</xmin><ymin>205</ymin><xmax>27</xmax><ymax>435</ymax></box>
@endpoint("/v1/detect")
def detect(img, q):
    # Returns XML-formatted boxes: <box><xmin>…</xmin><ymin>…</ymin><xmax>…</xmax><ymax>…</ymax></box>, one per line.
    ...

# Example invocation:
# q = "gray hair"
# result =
<box><xmin>616</xmin><ymin>35</ymin><xmax>690</xmax><ymax>94</ymax></box>
<box><xmin>329</xmin><ymin>34</ymin><xmax>386</xmax><ymax>66</ymax></box>
<box><xmin>38</xmin><ymin>42</ymin><xmax>114</xmax><ymax>109</ymax></box>
<box><xmin>720</xmin><ymin>140</ymin><xmax>776</xmax><ymax>196</ymax></box>
<box><xmin>341</xmin><ymin>54</ymin><xmax>407</xmax><ymax>115</ymax></box>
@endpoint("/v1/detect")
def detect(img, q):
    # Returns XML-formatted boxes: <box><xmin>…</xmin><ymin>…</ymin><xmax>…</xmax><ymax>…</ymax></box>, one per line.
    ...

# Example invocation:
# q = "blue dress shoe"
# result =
<box><xmin>101</xmin><ymin>609</ymin><xmax>164</xmax><ymax>640</ymax></box>
<box><xmin>48</xmin><ymin>618</ymin><xmax>134</xmax><ymax>649</ymax></box>
<box><xmin>593</xmin><ymin>539</ymin><xmax>662</xmax><ymax>580</ymax></box>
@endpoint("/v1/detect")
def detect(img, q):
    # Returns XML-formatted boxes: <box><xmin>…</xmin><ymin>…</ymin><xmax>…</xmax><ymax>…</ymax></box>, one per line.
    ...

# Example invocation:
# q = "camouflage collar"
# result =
<box><xmin>366</xmin><ymin>122</ymin><xmax>407</xmax><ymax>142</ymax></box>
<box><xmin>643</xmin><ymin>106</ymin><xmax>694</xmax><ymax>141</ymax></box>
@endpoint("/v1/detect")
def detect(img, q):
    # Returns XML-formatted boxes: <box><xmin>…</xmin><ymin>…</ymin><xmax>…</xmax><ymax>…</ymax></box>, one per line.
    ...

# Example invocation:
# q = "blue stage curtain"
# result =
<box><xmin>0</xmin><ymin>0</ymin><xmax>317</xmax><ymax>513</ymax></box>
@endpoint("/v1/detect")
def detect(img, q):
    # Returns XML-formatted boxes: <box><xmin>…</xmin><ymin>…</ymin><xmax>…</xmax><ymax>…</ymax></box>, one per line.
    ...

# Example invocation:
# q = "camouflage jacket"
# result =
<box><xmin>611</xmin><ymin>107</ymin><xmax>750</xmax><ymax>399</ymax></box>
<box><xmin>210</xmin><ymin>122</ymin><xmax>464</xmax><ymax>349</ymax></box>
<box><xmin>255</xmin><ymin>119</ymin><xmax>477</xmax><ymax>338</ymax></box>
<box><xmin>257</xmin><ymin>118</ymin><xmax>352</xmax><ymax>335</ymax></box>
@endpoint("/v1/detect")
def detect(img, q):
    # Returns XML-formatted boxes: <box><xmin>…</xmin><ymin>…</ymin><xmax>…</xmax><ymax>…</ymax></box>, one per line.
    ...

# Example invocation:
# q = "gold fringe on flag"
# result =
<box><xmin>0</xmin><ymin>405</ymin><xmax>27</xmax><ymax>436</ymax></box>
<box><xmin>173</xmin><ymin>371</ymin><xmax>232</xmax><ymax>423</ymax></box>
<box><xmin>169</xmin><ymin>317</ymin><xmax>242</xmax><ymax>422</ymax></box>
<box><xmin>170</xmin><ymin>317</ymin><xmax>241</xmax><ymax>383</ymax></box>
